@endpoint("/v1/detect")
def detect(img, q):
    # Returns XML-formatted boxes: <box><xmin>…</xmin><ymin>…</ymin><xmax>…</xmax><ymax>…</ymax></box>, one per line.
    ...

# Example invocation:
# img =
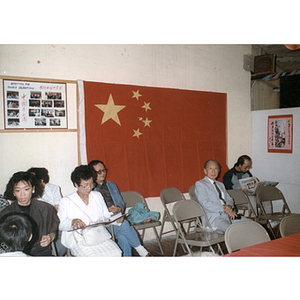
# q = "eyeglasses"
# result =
<box><xmin>79</xmin><ymin>183</ymin><xmax>96</xmax><ymax>189</ymax></box>
<box><xmin>95</xmin><ymin>169</ymin><xmax>108</xmax><ymax>174</ymax></box>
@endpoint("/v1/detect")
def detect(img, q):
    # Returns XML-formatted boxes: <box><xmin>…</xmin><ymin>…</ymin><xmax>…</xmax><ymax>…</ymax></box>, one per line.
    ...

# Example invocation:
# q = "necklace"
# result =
<box><xmin>82</xmin><ymin>199</ymin><xmax>89</xmax><ymax>205</ymax></box>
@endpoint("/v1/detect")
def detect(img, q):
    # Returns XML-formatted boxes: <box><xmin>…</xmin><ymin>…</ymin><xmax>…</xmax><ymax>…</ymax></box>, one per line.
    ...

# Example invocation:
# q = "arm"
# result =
<box><xmin>223</xmin><ymin>169</ymin><xmax>233</xmax><ymax>190</ymax></box>
<box><xmin>40</xmin><ymin>203</ymin><xmax>60</xmax><ymax>247</ymax></box>
<box><xmin>195</xmin><ymin>180</ymin><xmax>224</xmax><ymax>214</ymax></box>
<box><xmin>107</xmin><ymin>181</ymin><xmax>125</xmax><ymax>213</ymax></box>
<box><xmin>57</xmin><ymin>197</ymin><xmax>74</xmax><ymax>231</ymax></box>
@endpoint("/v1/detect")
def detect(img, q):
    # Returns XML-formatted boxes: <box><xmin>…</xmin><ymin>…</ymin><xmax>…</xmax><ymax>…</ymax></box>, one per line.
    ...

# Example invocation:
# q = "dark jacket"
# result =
<box><xmin>0</xmin><ymin>199</ymin><xmax>59</xmax><ymax>256</ymax></box>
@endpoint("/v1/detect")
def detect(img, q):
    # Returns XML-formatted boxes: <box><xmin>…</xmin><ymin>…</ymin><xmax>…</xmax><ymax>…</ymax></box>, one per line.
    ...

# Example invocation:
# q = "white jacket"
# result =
<box><xmin>58</xmin><ymin>191</ymin><xmax>111</xmax><ymax>249</ymax></box>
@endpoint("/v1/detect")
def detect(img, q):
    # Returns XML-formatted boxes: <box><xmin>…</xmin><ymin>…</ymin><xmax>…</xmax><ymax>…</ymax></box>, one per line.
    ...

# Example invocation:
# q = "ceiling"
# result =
<box><xmin>252</xmin><ymin>44</ymin><xmax>300</xmax><ymax>72</ymax></box>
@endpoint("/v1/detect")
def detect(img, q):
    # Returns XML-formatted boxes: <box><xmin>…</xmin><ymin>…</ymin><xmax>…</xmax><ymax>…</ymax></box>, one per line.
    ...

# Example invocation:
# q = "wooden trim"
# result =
<box><xmin>76</xmin><ymin>81</ymin><xmax>81</xmax><ymax>165</ymax></box>
<box><xmin>0</xmin><ymin>75</ymin><xmax>77</xmax><ymax>84</ymax></box>
<box><xmin>0</xmin><ymin>129</ymin><xmax>77</xmax><ymax>133</ymax></box>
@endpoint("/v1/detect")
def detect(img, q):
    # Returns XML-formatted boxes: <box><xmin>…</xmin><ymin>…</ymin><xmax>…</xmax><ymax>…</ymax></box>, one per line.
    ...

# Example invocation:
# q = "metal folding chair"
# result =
<box><xmin>279</xmin><ymin>214</ymin><xmax>300</xmax><ymax>237</ymax></box>
<box><xmin>121</xmin><ymin>190</ymin><xmax>164</xmax><ymax>254</ymax></box>
<box><xmin>225</xmin><ymin>221</ymin><xmax>271</xmax><ymax>253</ymax></box>
<box><xmin>159</xmin><ymin>187</ymin><xmax>187</xmax><ymax>240</ymax></box>
<box><xmin>256</xmin><ymin>185</ymin><xmax>298</xmax><ymax>238</ymax></box>
<box><xmin>173</xmin><ymin>200</ymin><xmax>224</xmax><ymax>256</ymax></box>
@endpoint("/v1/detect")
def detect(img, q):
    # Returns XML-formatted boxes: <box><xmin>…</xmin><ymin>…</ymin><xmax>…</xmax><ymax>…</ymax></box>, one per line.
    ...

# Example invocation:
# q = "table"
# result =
<box><xmin>224</xmin><ymin>232</ymin><xmax>300</xmax><ymax>257</ymax></box>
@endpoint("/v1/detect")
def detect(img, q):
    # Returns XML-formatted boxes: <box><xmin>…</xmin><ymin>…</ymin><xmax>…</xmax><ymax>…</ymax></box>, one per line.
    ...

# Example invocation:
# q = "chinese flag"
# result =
<box><xmin>84</xmin><ymin>81</ymin><xmax>227</xmax><ymax>198</ymax></box>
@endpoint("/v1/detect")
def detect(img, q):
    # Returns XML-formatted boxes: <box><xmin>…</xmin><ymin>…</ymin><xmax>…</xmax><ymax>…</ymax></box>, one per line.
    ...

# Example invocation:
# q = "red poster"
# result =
<box><xmin>84</xmin><ymin>81</ymin><xmax>227</xmax><ymax>197</ymax></box>
<box><xmin>268</xmin><ymin>114</ymin><xmax>293</xmax><ymax>153</ymax></box>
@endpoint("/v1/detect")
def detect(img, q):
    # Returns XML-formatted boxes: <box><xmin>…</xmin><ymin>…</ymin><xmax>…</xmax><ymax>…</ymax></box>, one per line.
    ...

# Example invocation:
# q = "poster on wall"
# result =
<box><xmin>268</xmin><ymin>114</ymin><xmax>293</xmax><ymax>153</ymax></box>
<box><xmin>3</xmin><ymin>80</ymin><xmax>67</xmax><ymax>129</ymax></box>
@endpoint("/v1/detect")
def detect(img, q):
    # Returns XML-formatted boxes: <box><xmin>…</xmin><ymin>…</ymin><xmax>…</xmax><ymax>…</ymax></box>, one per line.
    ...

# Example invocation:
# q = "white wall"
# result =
<box><xmin>0</xmin><ymin>44</ymin><xmax>252</xmax><ymax>240</ymax></box>
<box><xmin>252</xmin><ymin>107</ymin><xmax>300</xmax><ymax>213</ymax></box>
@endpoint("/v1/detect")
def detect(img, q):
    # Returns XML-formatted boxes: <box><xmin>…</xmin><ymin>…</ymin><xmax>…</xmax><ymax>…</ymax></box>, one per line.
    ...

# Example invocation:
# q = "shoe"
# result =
<box><xmin>145</xmin><ymin>253</ymin><xmax>153</xmax><ymax>257</ymax></box>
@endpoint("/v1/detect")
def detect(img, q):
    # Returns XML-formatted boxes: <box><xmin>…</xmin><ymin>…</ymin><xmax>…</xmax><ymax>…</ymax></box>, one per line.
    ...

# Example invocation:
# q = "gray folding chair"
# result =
<box><xmin>121</xmin><ymin>190</ymin><xmax>164</xmax><ymax>254</ymax></box>
<box><xmin>225</xmin><ymin>221</ymin><xmax>271</xmax><ymax>253</ymax></box>
<box><xmin>227</xmin><ymin>189</ymin><xmax>256</xmax><ymax>218</ymax></box>
<box><xmin>188</xmin><ymin>184</ymin><xmax>197</xmax><ymax>202</ymax></box>
<box><xmin>279</xmin><ymin>214</ymin><xmax>300</xmax><ymax>237</ymax></box>
<box><xmin>172</xmin><ymin>200</ymin><xmax>224</xmax><ymax>256</ymax></box>
<box><xmin>159</xmin><ymin>187</ymin><xmax>187</xmax><ymax>240</ymax></box>
<box><xmin>256</xmin><ymin>185</ymin><xmax>298</xmax><ymax>238</ymax></box>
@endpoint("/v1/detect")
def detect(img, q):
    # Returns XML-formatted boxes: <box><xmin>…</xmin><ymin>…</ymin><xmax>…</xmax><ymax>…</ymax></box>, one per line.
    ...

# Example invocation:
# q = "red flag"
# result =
<box><xmin>84</xmin><ymin>81</ymin><xmax>227</xmax><ymax>197</ymax></box>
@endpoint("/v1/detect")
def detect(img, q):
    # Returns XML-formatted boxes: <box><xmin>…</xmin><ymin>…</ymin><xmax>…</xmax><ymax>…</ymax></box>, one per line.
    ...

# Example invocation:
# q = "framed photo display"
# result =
<box><xmin>268</xmin><ymin>114</ymin><xmax>293</xmax><ymax>153</ymax></box>
<box><xmin>3</xmin><ymin>79</ymin><xmax>67</xmax><ymax>129</ymax></box>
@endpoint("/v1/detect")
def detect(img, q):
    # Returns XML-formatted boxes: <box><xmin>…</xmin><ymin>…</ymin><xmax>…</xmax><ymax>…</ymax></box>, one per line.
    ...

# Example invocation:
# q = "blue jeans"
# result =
<box><xmin>107</xmin><ymin>220</ymin><xmax>141</xmax><ymax>256</ymax></box>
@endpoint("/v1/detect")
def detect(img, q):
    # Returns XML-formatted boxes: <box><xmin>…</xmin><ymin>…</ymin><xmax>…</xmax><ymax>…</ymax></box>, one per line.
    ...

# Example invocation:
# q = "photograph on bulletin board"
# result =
<box><xmin>3</xmin><ymin>80</ymin><xmax>67</xmax><ymax>129</ymax></box>
<box><xmin>268</xmin><ymin>114</ymin><xmax>293</xmax><ymax>153</ymax></box>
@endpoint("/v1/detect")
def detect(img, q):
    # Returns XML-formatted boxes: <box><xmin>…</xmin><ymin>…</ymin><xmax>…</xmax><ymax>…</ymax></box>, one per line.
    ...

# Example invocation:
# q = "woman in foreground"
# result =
<box><xmin>1</xmin><ymin>171</ymin><xmax>59</xmax><ymax>256</ymax></box>
<box><xmin>58</xmin><ymin>165</ymin><xmax>122</xmax><ymax>256</ymax></box>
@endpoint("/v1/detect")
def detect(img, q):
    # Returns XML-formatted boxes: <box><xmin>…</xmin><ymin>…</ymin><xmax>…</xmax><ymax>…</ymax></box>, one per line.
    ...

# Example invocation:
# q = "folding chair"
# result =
<box><xmin>225</xmin><ymin>221</ymin><xmax>271</xmax><ymax>253</ymax></box>
<box><xmin>188</xmin><ymin>185</ymin><xmax>197</xmax><ymax>202</ymax></box>
<box><xmin>227</xmin><ymin>189</ymin><xmax>255</xmax><ymax>217</ymax></box>
<box><xmin>279</xmin><ymin>214</ymin><xmax>300</xmax><ymax>237</ymax></box>
<box><xmin>51</xmin><ymin>241</ymin><xmax>58</xmax><ymax>256</ymax></box>
<box><xmin>159</xmin><ymin>187</ymin><xmax>187</xmax><ymax>240</ymax></box>
<box><xmin>121</xmin><ymin>190</ymin><xmax>164</xmax><ymax>254</ymax></box>
<box><xmin>172</xmin><ymin>200</ymin><xmax>224</xmax><ymax>256</ymax></box>
<box><xmin>256</xmin><ymin>185</ymin><xmax>298</xmax><ymax>239</ymax></box>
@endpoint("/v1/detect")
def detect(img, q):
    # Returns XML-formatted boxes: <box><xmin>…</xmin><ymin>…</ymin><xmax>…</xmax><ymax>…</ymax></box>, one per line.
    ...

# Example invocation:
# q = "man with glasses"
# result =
<box><xmin>223</xmin><ymin>155</ymin><xmax>271</xmax><ymax>215</ymax></box>
<box><xmin>88</xmin><ymin>160</ymin><xmax>151</xmax><ymax>257</ymax></box>
<box><xmin>223</xmin><ymin>155</ymin><xmax>254</xmax><ymax>190</ymax></box>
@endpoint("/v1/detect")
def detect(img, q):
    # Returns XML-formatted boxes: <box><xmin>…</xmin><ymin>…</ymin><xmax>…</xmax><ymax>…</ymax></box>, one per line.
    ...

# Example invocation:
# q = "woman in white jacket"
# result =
<box><xmin>58</xmin><ymin>165</ymin><xmax>122</xmax><ymax>256</ymax></box>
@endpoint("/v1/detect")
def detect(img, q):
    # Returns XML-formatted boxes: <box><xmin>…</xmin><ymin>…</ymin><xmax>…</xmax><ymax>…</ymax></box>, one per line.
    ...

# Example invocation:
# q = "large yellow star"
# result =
<box><xmin>142</xmin><ymin>101</ymin><xmax>151</xmax><ymax>112</ymax></box>
<box><xmin>142</xmin><ymin>117</ymin><xmax>152</xmax><ymax>127</ymax></box>
<box><xmin>133</xmin><ymin>128</ymin><xmax>143</xmax><ymax>139</ymax></box>
<box><xmin>132</xmin><ymin>90</ymin><xmax>142</xmax><ymax>100</ymax></box>
<box><xmin>95</xmin><ymin>93</ymin><xmax>125</xmax><ymax>126</ymax></box>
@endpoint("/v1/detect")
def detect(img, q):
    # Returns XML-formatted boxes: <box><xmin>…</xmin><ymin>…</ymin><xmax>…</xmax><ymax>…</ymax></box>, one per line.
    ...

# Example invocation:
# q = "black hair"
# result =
<box><xmin>88</xmin><ymin>160</ymin><xmax>106</xmax><ymax>169</ymax></box>
<box><xmin>27</xmin><ymin>167</ymin><xmax>50</xmax><ymax>183</ymax></box>
<box><xmin>0</xmin><ymin>213</ymin><xmax>32</xmax><ymax>253</ymax></box>
<box><xmin>234</xmin><ymin>155</ymin><xmax>252</xmax><ymax>167</ymax></box>
<box><xmin>70</xmin><ymin>165</ymin><xmax>96</xmax><ymax>187</ymax></box>
<box><xmin>3</xmin><ymin>171</ymin><xmax>42</xmax><ymax>201</ymax></box>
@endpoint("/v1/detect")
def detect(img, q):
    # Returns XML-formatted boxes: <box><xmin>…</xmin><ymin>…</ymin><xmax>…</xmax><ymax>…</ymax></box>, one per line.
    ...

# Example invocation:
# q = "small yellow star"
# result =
<box><xmin>132</xmin><ymin>90</ymin><xmax>142</xmax><ymax>100</ymax></box>
<box><xmin>142</xmin><ymin>117</ymin><xmax>152</xmax><ymax>127</ymax></box>
<box><xmin>95</xmin><ymin>93</ymin><xmax>125</xmax><ymax>126</ymax></box>
<box><xmin>142</xmin><ymin>101</ymin><xmax>151</xmax><ymax>112</ymax></box>
<box><xmin>133</xmin><ymin>128</ymin><xmax>143</xmax><ymax>139</ymax></box>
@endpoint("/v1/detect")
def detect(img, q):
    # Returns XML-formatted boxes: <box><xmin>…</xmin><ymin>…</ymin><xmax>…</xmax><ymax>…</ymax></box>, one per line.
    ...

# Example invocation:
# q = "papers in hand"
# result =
<box><xmin>89</xmin><ymin>212</ymin><xmax>124</xmax><ymax>226</ymax></box>
<box><xmin>68</xmin><ymin>213</ymin><xmax>124</xmax><ymax>231</ymax></box>
<box><xmin>239</xmin><ymin>178</ymin><xmax>278</xmax><ymax>195</ymax></box>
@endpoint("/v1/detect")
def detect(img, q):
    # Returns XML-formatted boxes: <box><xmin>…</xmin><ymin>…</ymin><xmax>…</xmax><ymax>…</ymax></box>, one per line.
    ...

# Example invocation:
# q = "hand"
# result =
<box><xmin>40</xmin><ymin>234</ymin><xmax>52</xmax><ymax>247</ymax></box>
<box><xmin>223</xmin><ymin>205</ymin><xmax>237</xmax><ymax>219</ymax></box>
<box><xmin>72</xmin><ymin>218</ymin><xmax>86</xmax><ymax>229</ymax></box>
<box><xmin>108</xmin><ymin>205</ymin><xmax>122</xmax><ymax>215</ymax></box>
<box><xmin>116</xmin><ymin>216</ymin><xmax>124</xmax><ymax>223</ymax></box>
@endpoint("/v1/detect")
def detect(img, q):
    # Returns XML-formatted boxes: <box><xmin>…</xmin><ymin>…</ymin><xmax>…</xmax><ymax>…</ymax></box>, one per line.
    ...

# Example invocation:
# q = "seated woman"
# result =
<box><xmin>27</xmin><ymin>167</ymin><xmax>66</xmax><ymax>256</ymax></box>
<box><xmin>58</xmin><ymin>165</ymin><xmax>122</xmax><ymax>257</ymax></box>
<box><xmin>0</xmin><ymin>171</ymin><xmax>59</xmax><ymax>256</ymax></box>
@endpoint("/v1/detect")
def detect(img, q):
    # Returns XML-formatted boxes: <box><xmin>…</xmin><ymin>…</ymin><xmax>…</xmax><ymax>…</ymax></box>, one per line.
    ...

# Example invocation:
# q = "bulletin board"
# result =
<box><xmin>3</xmin><ymin>79</ymin><xmax>67</xmax><ymax>129</ymax></box>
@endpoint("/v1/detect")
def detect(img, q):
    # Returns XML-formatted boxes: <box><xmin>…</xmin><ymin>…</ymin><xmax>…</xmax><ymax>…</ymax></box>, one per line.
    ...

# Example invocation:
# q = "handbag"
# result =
<box><xmin>67</xmin><ymin>197</ymin><xmax>111</xmax><ymax>246</ymax></box>
<box><xmin>78</xmin><ymin>225</ymin><xmax>111</xmax><ymax>246</ymax></box>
